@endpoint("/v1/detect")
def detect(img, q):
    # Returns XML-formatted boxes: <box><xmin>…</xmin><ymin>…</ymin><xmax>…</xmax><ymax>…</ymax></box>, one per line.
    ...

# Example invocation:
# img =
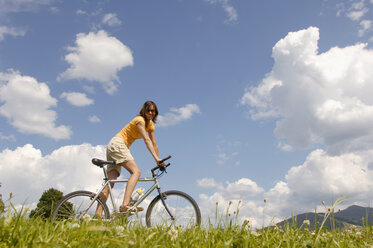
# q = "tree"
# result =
<box><xmin>30</xmin><ymin>188</ymin><xmax>64</xmax><ymax>219</ymax></box>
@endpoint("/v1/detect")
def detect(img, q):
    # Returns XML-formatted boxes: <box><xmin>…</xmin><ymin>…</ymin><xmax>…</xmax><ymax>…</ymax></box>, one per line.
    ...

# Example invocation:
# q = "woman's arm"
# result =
<box><xmin>148</xmin><ymin>131</ymin><xmax>159</xmax><ymax>157</ymax></box>
<box><xmin>137</xmin><ymin>122</ymin><xmax>160</xmax><ymax>163</ymax></box>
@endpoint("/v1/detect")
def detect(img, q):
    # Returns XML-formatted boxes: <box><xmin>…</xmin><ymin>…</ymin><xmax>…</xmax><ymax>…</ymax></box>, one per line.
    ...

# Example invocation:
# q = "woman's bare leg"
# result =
<box><xmin>120</xmin><ymin>160</ymin><xmax>141</xmax><ymax>208</ymax></box>
<box><xmin>94</xmin><ymin>170</ymin><xmax>119</xmax><ymax>217</ymax></box>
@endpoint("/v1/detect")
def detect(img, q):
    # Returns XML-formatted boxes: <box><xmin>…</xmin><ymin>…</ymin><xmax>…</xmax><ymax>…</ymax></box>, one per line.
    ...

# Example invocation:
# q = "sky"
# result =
<box><xmin>1</xmin><ymin>0</ymin><xmax>373</xmax><ymax>228</ymax></box>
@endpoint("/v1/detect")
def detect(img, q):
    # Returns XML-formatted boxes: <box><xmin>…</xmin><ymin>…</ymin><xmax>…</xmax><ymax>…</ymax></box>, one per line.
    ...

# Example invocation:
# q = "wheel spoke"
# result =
<box><xmin>146</xmin><ymin>191</ymin><xmax>200</xmax><ymax>228</ymax></box>
<box><xmin>52</xmin><ymin>191</ymin><xmax>110</xmax><ymax>221</ymax></box>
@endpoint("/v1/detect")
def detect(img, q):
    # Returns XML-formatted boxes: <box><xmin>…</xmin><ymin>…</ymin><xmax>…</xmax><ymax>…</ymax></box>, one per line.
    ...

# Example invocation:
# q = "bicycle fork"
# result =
<box><xmin>157</xmin><ymin>188</ymin><xmax>176</xmax><ymax>221</ymax></box>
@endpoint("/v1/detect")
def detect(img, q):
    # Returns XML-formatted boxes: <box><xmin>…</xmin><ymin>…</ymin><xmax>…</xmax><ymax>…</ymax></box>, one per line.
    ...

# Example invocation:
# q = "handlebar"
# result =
<box><xmin>151</xmin><ymin>155</ymin><xmax>172</xmax><ymax>176</ymax></box>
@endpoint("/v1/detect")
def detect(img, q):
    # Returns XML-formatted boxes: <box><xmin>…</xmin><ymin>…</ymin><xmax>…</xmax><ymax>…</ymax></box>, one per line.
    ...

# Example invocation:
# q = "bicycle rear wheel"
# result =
<box><xmin>146</xmin><ymin>190</ymin><xmax>201</xmax><ymax>228</ymax></box>
<box><xmin>52</xmin><ymin>190</ymin><xmax>110</xmax><ymax>221</ymax></box>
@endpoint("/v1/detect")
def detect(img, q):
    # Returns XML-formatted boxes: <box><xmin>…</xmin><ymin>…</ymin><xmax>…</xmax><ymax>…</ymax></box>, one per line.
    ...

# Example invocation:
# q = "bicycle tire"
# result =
<box><xmin>52</xmin><ymin>190</ymin><xmax>110</xmax><ymax>221</ymax></box>
<box><xmin>145</xmin><ymin>190</ymin><xmax>201</xmax><ymax>228</ymax></box>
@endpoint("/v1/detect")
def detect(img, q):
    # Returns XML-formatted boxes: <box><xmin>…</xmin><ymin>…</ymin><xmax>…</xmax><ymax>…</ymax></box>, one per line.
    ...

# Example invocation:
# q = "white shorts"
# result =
<box><xmin>106</xmin><ymin>136</ymin><xmax>134</xmax><ymax>174</ymax></box>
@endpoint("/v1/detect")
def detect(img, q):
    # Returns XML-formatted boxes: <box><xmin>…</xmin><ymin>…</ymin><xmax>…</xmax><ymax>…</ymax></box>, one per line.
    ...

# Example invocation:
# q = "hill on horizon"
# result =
<box><xmin>276</xmin><ymin>205</ymin><xmax>373</xmax><ymax>230</ymax></box>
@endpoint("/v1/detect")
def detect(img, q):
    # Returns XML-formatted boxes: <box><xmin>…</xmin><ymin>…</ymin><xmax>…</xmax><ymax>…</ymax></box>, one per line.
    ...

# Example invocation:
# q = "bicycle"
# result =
<box><xmin>52</xmin><ymin>156</ymin><xmax>201</xmax><ymax>228</ymax></box>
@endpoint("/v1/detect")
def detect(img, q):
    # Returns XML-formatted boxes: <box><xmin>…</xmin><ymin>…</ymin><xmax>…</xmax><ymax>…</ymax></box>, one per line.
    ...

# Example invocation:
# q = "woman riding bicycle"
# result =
<box><xmin>96</xmin><ymin>100</ymin><xmax>163</xmax><ymax>216</ymax></box>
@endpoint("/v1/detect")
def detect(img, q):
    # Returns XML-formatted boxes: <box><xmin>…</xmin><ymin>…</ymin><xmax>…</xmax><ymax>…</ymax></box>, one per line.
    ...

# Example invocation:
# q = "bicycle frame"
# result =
<box><xmin>87</xmin><ymin>165</ymin><xmax>174</xmax><ymax>219</ymax></box>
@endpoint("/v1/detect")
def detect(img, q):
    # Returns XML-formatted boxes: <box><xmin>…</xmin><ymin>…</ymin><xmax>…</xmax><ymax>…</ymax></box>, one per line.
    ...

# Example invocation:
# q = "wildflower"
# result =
<box><xmin>23</xmin><ymin>207</ymin><xmax>30</xmax><ymax>214</ymax></box>
<box><xmin>168</xmin><ymin>226</ymin><xmax>178</xmax><ymax>241</ymax></box>
<box><xmin>303</xmin><ymin>220</ymin><xmax>310</xmax><ymax>226</ymax></box>
<box><xmin>9</xmin><ymin>192</ymin><xmax>13</xmax><ymax>199</ymax></box>
<box><xmin>228</xmin><ymin>201</ymin><xmax>232</xmax><ymax>205</ymax></box>
<box><xmin>264</xmin><ymin>199</ymin><xmax>267</xmax><ymax>203</ymax></box>
<box><xmin>128</xmin><ymin>240</ymin><xmax>135</xmax><ymax>246</ymax></box>
<box><xmin>71</xmin><ymin>223</ymin><xmax>80</xmax><ymax>228</ymax></box>
<box><xmin>82</xmin><ymin>214</ymin><xmax>91</xmax><ymax>222</ymax></box>
<box><xmin>356</xmin><ymin>232</ymin><xmax>362</xmax><ymax>238</ymax></box>
<box><xmin>114</xmin><ymin>226</ymin><xmax>125</xmax><ymax>236</ymax></box>
<box><xmin>67</xmin><ymin>222</ymin><xmax>80</xmax><ymax>229</ymax></box>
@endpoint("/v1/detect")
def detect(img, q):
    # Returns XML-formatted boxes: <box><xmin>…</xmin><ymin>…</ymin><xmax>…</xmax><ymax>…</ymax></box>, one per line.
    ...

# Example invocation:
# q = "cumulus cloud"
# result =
<box><xmin>263</xmin><ymin>149</ymin><xmax>373</xmax><ymax>218</ymax></box>
<box><xmin>198</xmin><ymin>148</ymin><xmax>373</xmax><ymax>227</ymax></box>
<box><xmin>58</xmin><ymin>30</ymin><xmax>133</xmax><ymax>94</ymax></box>
<box><xmin>241</xmin><ymin>26</ymin><xmax>373</xmax><ymax>154</ymax></box>
<box><xmin>102</xmin><ymin>13</ymin><xmax>122</xmax><ymax>27</ymax></box>
<box><xmin>60</xmin><ymin>92</ymin><xmax>94</xmax><ymax>107</ymax></box>
<box><xmin>0</xmin><ymin>143</ymin><xmax>105</xmax><ymax>206</ymax></box>
<box><xmin>197</xmin><ymin>177</ymin><xmax>267</xmax><ymax>227</ymax></box>
<box><xmin>198</xmin><ymin>178</ymin><xmax>264</xmax><ymax>199</ymax></box>
<box><xmin>0</xmin><ymin>70</ymin><xmax>71</xmax><ymax>140</ymax></box>
<box><xmin>235</xmin><ymin>26</ymin><xmax>373</xmax><ymax>225</ymax></box>
<box><xmin>157</xmin><ymin>104</ymin><xmax>201</xmax><ymax>127</ymax></box>
<box><xmin>0</xmin><ymin>26</ymin><xmax>26</xmax><ymax>41</ymax></box>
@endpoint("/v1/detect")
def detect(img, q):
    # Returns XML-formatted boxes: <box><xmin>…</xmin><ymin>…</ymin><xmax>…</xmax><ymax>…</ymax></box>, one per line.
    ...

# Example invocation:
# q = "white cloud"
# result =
<box><xmin>277</xmin><ymin>142</ymin><xmax>293</xmax><ymax>152</ymax></box>
<box><xmin>197</xmin><ymin>178</ymin><xmax>264</xmax><ymax>199</ymax></box>
<box><xmin>346</xmin><ymin>0</ymin><xmax>369</xmax><ymax>21</ymax></box>
<box><xmin>197</xmin><ymin>178</ymin><xmax>220</xmax><ymax>188</ymax></box>
<box><xmin>198</xmin><ymin>148</ymin><xmax>373</xmax><ymax>227</ymax></box>
<box><xmin>225</xmin><ymin>178</ymin><xmax>265</xmax><ymax>199</ymax></box>
<box><xmin>60</xmin><ymin>92</ymin><xmax>94</xmax><ymax>107</ymax></box>
<box><xmin>197</xmin><ymin>178</ymin><xmax>267</xmax><ymax>227</ymax></box>
<box><xmin>0</xmin><ymin>70</ymin><xmax>71</xmax><ymax>140</ymax></box>
<box><xmin>0</xmin><ymin>0</ymin><xmax>55</xmax><ymax>14</ymax></box>
<box><xmin>235</xmin><ymin>26</ymin><xmax>373</xmax><ymax>226</ymax></box>
<box><xmin>157</xmin><ymin>104</ymin><xmax>201</xmax><ymax>127</ymax></box>
<box><xmin>58</xmin><ymin>30</ymin><xmax>133</xmax><ymax>94</ymax></box>
<box><xmin>0</xmin><ymin>143</ymin><xmax>105</xmax><ymax>206</ymax></box>
<box><xmin>359</xmin><ymin>19</ymin><xmax>372</xmax><ymax>36</ymax></box>
<box><xmin>241</xmin><ymin>27</ymin><xmax>373</xmax><ymax>154</ymax></box>
<box><xmin>263</xmin><ymin>148</ymin><xmax>373</xmax><ymax>218</ymax></box>
<box><xmin>205</xmin><ymin>0</ymin><xmax>238</xmax><ymax>24</ymax></box>
<box><xmin>76</xmin><ymin>9</ymin><xmax>86</xmax><ymax>15</ymax></box>
<box><xmin>223</xmin><ymin>4</ymin><xmax>238</xmax><ymax>24</ymax></box>
<box><xmin>216</xmin><ymin>151</ymin><xmax>238</xmax><ymax>165</ymax></box>
<box><xmin>102</xmin><ymin>13</ymin><xmax>122</xmax><ymax>27</ymax></box>
<box><xmin>89</xmin><ymin>115</ymin><xmax>101</xmax><ymax>123</ymax></box>
<box><xmin>0</xmin><ymin>26</ymin><xmax>26</xmax><ymax>41</ymax></box>
<box><xmin>0</xmin><ymin>132</ymin><xmax>15</xmax><ymax>142</ymax></box>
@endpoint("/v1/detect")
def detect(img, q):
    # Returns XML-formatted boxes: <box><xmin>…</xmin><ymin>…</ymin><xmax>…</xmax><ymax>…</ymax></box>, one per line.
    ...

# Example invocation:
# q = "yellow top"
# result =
<box><xmin>115</xmin><ymin>116</ymin><xmax>155</xmax><ymax>147</ymax></box>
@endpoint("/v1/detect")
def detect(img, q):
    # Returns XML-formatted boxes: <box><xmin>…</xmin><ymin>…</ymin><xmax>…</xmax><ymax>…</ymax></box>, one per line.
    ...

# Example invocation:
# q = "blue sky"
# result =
<box><xmin>1</xmin><ymin>0</ymin><xmax>373</xmax><ymax>227</ymax></box>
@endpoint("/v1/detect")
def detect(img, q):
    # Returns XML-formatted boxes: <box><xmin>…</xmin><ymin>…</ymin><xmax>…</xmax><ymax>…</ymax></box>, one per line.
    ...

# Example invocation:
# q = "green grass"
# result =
<box><xmin>2</xmin><ymin>210</ymin><xmax>373</xmax><ymax>247</ymax></box>
<box><xmin>2</xmin><ymin>197</ymin><xmax>373</xmax><ymax>247</ymax></box>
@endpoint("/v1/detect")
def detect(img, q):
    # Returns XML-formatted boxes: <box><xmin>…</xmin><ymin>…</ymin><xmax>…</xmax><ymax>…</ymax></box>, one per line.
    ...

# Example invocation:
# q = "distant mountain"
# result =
<box><xmin>276</xmin><ymin>205</ymin><xmax>373</xmax><ymax>230</ymax></box>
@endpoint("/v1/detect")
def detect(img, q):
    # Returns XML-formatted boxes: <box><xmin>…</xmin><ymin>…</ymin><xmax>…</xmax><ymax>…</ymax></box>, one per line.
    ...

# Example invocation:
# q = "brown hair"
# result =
<box><xmin>139</xmin><ymin>100</ymin><xmax>159</xmax><ymax>126</ymax></box>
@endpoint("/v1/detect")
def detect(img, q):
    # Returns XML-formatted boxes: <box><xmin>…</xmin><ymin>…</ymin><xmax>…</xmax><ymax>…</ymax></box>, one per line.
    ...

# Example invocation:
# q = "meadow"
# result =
<box><xmin>1</xmin><ymin>204</ymin><xmax>373</xmax><ymax>248</ymax></box>
<box><xmin>2</xmin><ymin>177</ymin><xmax>369</xmax><ymax>247</ymax></box>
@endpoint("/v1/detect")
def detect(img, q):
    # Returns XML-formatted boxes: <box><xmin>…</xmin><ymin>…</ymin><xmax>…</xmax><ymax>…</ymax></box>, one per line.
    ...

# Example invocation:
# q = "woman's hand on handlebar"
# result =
<box><xmin>156</xmin><ymin>155</ymin><xmax>172</xmax><ymax>167</ymax></box>
<box><xmin>156</xmin><ymin>158</ymin><xmax>165</xmax><ymax>167</ymax></box>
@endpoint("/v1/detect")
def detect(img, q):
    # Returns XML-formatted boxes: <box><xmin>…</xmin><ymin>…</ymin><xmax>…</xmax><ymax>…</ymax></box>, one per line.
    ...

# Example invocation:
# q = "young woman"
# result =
<box><xmin>96</xmin><ymin>101</ymin><xmax>163</xmax><ymax>215</ymax></box>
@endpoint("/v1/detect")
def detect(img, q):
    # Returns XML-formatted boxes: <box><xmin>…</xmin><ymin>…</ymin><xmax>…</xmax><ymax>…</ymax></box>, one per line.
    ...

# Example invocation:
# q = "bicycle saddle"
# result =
<box><xmin>91</xmin><ymin>158</ymin><xmax>116</xmax><ymax>167</ymax></box>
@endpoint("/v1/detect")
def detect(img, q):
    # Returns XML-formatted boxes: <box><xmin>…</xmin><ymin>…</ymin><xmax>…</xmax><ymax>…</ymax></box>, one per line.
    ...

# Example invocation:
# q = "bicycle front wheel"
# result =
<box><xmin>146</xmin><ymin>190</ymin><xmax>201</xmax><ymax>228</ymax></box>
<box><xmin>52</xmin><ymin>190</ymin><xmax>110</xmax><ymax>221</ymax></box>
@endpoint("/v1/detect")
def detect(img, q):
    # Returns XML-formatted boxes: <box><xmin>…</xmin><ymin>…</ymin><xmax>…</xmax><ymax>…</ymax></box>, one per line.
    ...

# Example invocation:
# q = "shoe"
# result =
<box><xmin>119</xmin><ymin>205</ymin><xmax>144</xmax><ymax>213</ymax></box>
